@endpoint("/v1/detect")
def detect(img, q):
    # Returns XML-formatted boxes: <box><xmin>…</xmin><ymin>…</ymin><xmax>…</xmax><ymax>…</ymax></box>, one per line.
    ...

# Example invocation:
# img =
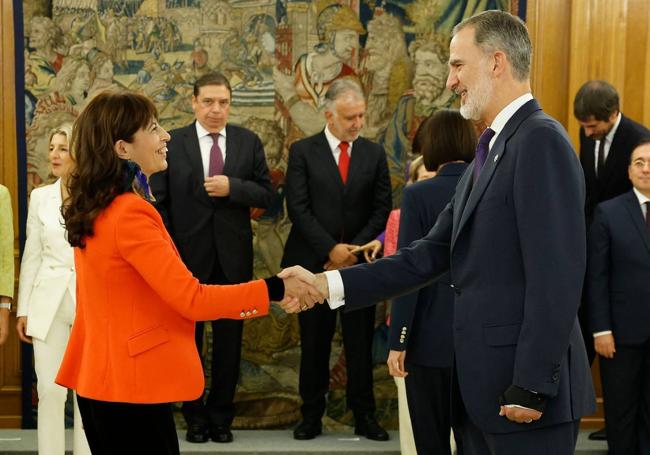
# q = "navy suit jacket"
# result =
<box><xmin>150</xmin><ymin>122</ymin><xmax>274</xmax><ymax>283</ymax></box>
<box><xmin>580</xmin><ymin>114</ymin><xmax>649</xmax><ymax>221</ymax></box>
<box><xmin>339</xmin><ymin>99</ymin><xmax>596</xmax><ymax>433</ymax></box>
<box><xmin>586</xmin><ymin>191</ymin><xmax>650</xmax><ymax>345</ymax></box>
<box><xmin>281</xmin><ymin>131</ymin><xmax>391</xmax><ymax>272</ymax></box>
<box><xmin>388</xmin><ymin>163</ymin><xmax>468</xmax><ymax>368</ymax></box>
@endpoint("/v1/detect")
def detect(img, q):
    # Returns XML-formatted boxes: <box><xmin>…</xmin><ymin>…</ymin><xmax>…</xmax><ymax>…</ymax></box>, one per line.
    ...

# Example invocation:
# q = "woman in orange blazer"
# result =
<box><xmin>55</xmin><ymin>91</ymin><xmax>317</xmax><ymax>455</ymax></box>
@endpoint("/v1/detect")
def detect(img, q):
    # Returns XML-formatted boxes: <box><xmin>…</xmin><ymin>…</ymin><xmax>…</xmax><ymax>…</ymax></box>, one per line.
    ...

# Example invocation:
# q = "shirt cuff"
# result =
<box><xmin>593</xmin><ymin>330</ymin><xmax>612</xmax><ymax>338</ymax></box>
<box><xmin>324</xmin><ymin>270</ymin><xmax>345</xmax><ymax>309</ymax></box>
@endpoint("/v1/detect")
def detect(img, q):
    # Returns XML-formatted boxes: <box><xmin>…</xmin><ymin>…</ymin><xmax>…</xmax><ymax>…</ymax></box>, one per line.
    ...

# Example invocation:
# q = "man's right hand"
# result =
<box><xmin>16</xmin><ymin>316</ymin><xmax>32</xmax><ymax>344</ymax></box>
<box><xmin>387</xmin><ymin>349</ymin><xmax>407</xmax><ymax>378</ymax></box>
<box><xmin>595</xmin><ymin>333</ymin><xmax>616</xmax><ymax>359</ymax></box>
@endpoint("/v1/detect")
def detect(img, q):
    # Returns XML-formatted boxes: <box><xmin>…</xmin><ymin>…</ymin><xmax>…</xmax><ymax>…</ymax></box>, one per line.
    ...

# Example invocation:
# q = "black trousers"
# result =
<box><xmin>404</xmin><ymin>362</ymin><xmax>455</xmax><ymax>455</ymax></box>
<box><xmin>182</xmin><ymin>259</ymin><xmax>244</xmax><ymax>428</ymax></box>
<box><xmin>456</xmin><ymin>400</ymin><xmax>579</xmax><ymax>455</ymax></box>
<box><xmin>298</xmin><ymin>302</ymin><xmax>376</xmax><ymax>422</ymax></box>
<box><xmin>600</xmin><ymin>340</ymin><xmax>650</xmax><ymax>455</ymax></box>
<box><xmin>77</xmin><ymin>395</ymin><xmax>179</xmax><ymax>455</ymax></box>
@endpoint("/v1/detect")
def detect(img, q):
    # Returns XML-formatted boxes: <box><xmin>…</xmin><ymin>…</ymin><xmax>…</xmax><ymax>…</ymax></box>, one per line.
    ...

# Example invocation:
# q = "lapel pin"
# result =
<box><xmin>494</xmin><ymin>154</ymin><xmax>499</xmax><ymax>162</ymax></box>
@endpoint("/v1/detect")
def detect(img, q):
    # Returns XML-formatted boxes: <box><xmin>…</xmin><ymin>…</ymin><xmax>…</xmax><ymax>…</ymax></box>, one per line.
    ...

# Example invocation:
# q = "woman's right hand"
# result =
<box><xmin>350</xmin><ymin>239</ymin><xmax>383</xmax><ymax>262</ymax></box>
<box><xmin>16</xmin><ymin>317</ymin><xmax>32</xmax><ymax>344</ymax></box>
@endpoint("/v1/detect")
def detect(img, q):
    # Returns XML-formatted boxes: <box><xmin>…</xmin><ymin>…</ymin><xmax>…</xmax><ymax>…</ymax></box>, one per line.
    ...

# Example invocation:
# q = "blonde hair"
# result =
<box><xmin>408</xmin><ymin>155</ymin><xmax>425</xmax><ymax>183</ymax></box>
<box><xmin>48</xmin><ymin>123</ymin><xmax>73</xmax><ymax>145</ymax></box>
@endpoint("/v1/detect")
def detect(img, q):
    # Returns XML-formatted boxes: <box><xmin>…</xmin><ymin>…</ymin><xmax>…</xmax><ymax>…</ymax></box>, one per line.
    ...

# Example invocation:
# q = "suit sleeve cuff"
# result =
<box><xmin>324</xmin><ymin>270</ymin><xmax>345</xmax><ymax>309</ymax></box>
<box><xmin>264</xmin><ymin>276</ymin><xmax>284</xmax><ymax>302</ymax></box>
<box><xmin>500</xmin><ymin>385</ymin><xmax>547</xmax><ymax>412</ymax></box>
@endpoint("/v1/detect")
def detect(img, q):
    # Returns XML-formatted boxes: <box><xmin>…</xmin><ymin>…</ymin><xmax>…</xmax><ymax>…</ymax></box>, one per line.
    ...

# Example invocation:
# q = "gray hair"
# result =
<box><xmin>453</xmin><ymin>10</ymin><xmax>531</xmax><ymax>81</ymax></box>
<box><xmin>323</xmin><ymin>79</ymin><xmax>365</xmax><ymax>112</ymax></box>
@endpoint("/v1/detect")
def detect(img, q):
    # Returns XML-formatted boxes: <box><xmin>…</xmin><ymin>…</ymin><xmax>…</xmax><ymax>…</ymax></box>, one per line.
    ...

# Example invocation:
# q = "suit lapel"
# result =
<box><xmin>42</xmin><ymin>179</ymin><xmax>63</xmax><ymax>225</ymax></box>
<box><xmin>183</xmin><ymin>123</ymin><xmax>212</xmax><ymax>205</ymax></box>
<box><xmin>623</xmin><ymin>191</ymin><xmax>650</xmax><ymax>254</ymax></box>
<box><xmin>451</xmin><ymin>164</ymin><xmax>474</xmax><ymax>241</ymax></box>
<box><xmin>452</xmin><ymin>99</ymin><xmax>541</xmax><ymax>248</ymax></box>
<box><xmin>345</xmin><ymin>138</ymin><xmax>364</xmax><ymax>189</ymax></box>
<box><xmin>223</xmin><ymin>124</ymin><xmax>238</xmax><ymax>175</ymax></box>
<box><xmin>314</xmin><ymin>132</ymin><xmax>345</xmax><ymax>189</ymax></box>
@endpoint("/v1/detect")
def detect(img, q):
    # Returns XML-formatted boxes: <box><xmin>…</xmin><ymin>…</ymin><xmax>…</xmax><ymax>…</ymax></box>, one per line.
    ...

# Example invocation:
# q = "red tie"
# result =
<box><xmin>338</xmin><ymin>141</ymin><xmax>350</xmax><ymax>184</ymax></box>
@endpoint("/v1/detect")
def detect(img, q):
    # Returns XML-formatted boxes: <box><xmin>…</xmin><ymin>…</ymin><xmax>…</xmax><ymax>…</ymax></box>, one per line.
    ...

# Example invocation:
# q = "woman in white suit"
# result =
<box><xmin>16</xmin><ymin>124</ymin><xmax>90</xmax><ymax>455</ymax></box>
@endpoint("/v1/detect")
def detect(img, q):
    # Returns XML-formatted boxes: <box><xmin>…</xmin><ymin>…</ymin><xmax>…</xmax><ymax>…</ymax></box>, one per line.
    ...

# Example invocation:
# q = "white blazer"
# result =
<box><xmin>17</xmin><ymin>180</ymin><xmax>75</xmax><ymax>341</ymax></box>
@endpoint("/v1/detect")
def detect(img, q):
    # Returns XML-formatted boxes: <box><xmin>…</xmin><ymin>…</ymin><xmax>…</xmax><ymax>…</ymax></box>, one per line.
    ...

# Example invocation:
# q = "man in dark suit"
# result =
<box><xmin>574</xmin><ymin>80</ymin><xmax>650</xmax><ymax>223</ymax></box>
<box><xmin>281</xmin><ymin>79</ymin><xmax>392</xmax><ymax>441</ymax></box>
<box><xmin>573</xmin><ymin>82</ymin><xmax>650</xmax><ymax>441</ymax></box>
<box><xmin>585</xmin><ymin>138</ymin><xmax>650</xmax><ymax>455</ymax></box>
<box><xmin>284</xmin><ymin>10</ymin><xmax>596</xmax><ymax>454</ymax></box>
<box><xmin>150</xmin><ymin>73</ymin><xmax>274</xmax><ymax>444</ymax></box>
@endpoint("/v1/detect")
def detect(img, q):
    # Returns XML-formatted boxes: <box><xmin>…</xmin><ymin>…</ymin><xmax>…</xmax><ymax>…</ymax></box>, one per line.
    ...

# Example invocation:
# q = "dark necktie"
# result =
<box><xmin>339</xmin><ymin>141</ymin><xmax>350</xmax><ymax>184</ymax></box>
<box><xmin>645</xmin><ymin>202</ymin><xmax>650</xmax><ymax>231</ymax></box>
<box><xmin>596</xmin><ymin>140</ymin><xmax>605</xmax><ymax>177</ymax></box>
<box><xmin>473</xmin><ymin>127</ymin><xmax>496</xmax><ymax>180</ymax></box>
<box><xmin>209</xmin><ymin>133</ymin><xmax>224</xmax><ymax>176</ymax></box>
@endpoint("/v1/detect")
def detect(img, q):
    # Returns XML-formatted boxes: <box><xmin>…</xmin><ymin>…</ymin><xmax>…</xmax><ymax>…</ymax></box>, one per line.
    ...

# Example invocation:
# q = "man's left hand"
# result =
<box><xmin>499</xmin><ymin>405</ymin><xmax>542</xmax><ymax>424</ymax></box>
<box><xmin>205</xmin><ymin>175</ymin><xmax>230</xmax><ymax>197</ymax></box>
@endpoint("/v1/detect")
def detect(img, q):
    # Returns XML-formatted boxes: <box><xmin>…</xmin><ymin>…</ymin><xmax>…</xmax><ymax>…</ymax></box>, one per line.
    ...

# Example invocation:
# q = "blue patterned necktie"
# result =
<box><xmin>473</xmin><ymin>127</ymin><xmax>496</xmax><ymax>180</ymax></box>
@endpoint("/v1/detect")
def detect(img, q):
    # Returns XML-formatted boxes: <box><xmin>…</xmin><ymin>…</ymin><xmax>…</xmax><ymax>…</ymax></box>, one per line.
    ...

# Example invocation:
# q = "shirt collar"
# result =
<box><xmin>195</xmin><ymin>120</ymin><xmax>227</xmax><ymax>139</ymax></box>
<box><xmin>489</xmin><ymin>93</ymin><xmax>534</xmax><ymax>138</ymax></box>
<box><xmin>604</xmin><ymin>112</ymin><xmax>622</xmax><ymax>145</ymax></box>
<box><xmin>324</xmin><ymin>125</ymin><xmax>353</xmax><ymax>153</ymax></box>
<box><xmin>633</xmin><ymin>187</ymin><xmax>650</xmax><ymax>206</ymax></box>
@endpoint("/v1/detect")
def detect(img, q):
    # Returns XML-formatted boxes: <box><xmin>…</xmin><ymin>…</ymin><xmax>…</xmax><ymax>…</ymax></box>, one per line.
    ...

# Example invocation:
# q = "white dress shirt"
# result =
<box><xmin>196</xmin><ymin>121</ymin><xmax>227</xmax><ymax>178</ymax></box>
<box><xmin>634</xmin><ymin>187</ymin><xmax>650</xmax><ymax>218</ymax></box>
<box><xmin>324</xmin><ymin>93</ymin><xmax>535</xmax><ymax>308</ymax></box>
<box><xmin>324</xmin><ymin>124</ymin><xmax>354</xmax><ymax>163</ymax></box>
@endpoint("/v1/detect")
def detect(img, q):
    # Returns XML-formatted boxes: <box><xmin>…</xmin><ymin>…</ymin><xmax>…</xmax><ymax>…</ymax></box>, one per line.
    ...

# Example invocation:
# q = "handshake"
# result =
<box><xmin>275</xmin><ymin>266</ymin><xmax>330</xmax><ymax>314</ymax></box>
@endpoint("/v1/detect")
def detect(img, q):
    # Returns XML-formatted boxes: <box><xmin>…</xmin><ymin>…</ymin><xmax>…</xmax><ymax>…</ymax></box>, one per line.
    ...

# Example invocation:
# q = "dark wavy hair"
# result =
<box><xmin>64</xmin><ymin>91</ymin><xmax>158</xmax><ymax>248</ymax></box>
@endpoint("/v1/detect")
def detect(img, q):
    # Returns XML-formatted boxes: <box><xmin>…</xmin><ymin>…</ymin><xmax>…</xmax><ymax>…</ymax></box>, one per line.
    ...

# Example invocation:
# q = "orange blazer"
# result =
<box><xmin>56</xmin><ymin>193</ymin><xmax>269</xmax><ymax>403</ymax></box>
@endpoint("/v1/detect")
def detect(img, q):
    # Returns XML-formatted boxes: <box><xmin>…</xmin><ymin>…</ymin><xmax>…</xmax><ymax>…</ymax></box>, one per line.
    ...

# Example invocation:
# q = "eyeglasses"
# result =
<box><xmin>631</xmin><ymin>159</ymin><xmax>650</xmax><ymax>170</ymax></box>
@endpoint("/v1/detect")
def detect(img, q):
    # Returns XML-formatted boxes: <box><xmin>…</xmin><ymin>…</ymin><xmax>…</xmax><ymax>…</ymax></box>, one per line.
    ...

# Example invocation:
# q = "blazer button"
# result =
<box><xmin>450</xmin><ymin>284</ymin><xmax>462</xmax><ymax>296</ymax></box>
<box><xmin>240</xmin><ymin>311</ymin><xmax>246</xmax><ymax>318</ymax></box>
<box><xmin>246</xmin><ymin>311</ymin><xmax>252</xmax><ymax>316</ymax></box>
<box><xmin>252</xmin><ymin>309</ymin><xmax>258</xmax><ymax>315</ymax></box>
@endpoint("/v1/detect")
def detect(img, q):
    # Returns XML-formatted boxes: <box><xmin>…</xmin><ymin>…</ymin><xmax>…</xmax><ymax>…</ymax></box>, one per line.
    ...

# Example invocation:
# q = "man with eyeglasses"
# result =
<box><xmin>150</xmin><ymin>72</ymin><xmax>274</xmax><ymax>444</ymax></box>
<box><xmin>585</xmin><ymin>138</ymin><xmax>650</xmax><ymax>455</ymax></box>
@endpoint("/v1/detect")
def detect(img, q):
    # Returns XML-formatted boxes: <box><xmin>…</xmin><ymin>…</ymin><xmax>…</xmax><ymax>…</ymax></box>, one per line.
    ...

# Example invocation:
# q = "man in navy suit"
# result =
<box><xmin>573</xmin><ymin>82</ymin><xmax>650</xmax><ymax>386</ymax></box>
<box><xmin>586</xmin><ymin>138</ymin><xmax>650</xmax><ymax>455</ymax></box>
<box><xmin>282</xmin><ymin>10</ymin><xmax>595</xmax><ymax>454</ymax></box>
<box><xmin>150</xmin><ymin>73</ymin><xmax>274</xmax><ymax>444</ymax></box>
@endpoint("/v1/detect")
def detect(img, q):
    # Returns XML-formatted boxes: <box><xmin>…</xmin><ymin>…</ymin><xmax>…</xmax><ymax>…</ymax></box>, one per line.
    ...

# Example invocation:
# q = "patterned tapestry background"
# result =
<box><xmin>21</xmin><ymin>0</ymin><xmax>514</xmax><ymax>430</ymax></box>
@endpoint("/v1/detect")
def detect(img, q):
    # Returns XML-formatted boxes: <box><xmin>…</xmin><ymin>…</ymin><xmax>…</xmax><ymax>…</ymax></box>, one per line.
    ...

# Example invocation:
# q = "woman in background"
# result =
<box><xmin>55</xmin><ymin>91</ymin><xmax>312</xmax><ymax>455</ymax></box>
<box><xmin>16</xmin><ymin>124</ymin><xmax>91</xmax><ymax>455</ymax></box>
<box><xmin>388</xmin><ymin>109</ymin><xmax>476</xmax><ymax>455</ymax></box>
